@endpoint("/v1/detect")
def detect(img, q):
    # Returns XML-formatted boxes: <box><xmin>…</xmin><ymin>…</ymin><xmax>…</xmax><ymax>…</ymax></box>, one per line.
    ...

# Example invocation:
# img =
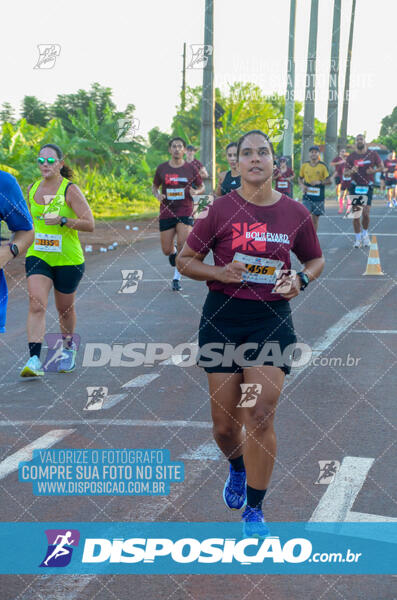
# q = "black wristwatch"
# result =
<box><xmin>60</xmin><ymin>217</ymin><xmax>68</xmax><ymax>227</ymax></box>
<box><xmin>297</xmin><ymin>271</ymin><xmax>310</xmax><ymax>290</ymax></box>
<box><xmin>8</xmin><ymin>243</ymin><xmax>19</xmax><ymax>258</ymax></box>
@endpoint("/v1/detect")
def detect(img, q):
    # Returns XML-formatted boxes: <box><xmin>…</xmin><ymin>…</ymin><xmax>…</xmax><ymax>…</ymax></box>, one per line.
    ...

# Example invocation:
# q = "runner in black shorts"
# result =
<box><xmin>20</xmin><ymin>143</ymin><xmax>94</xmax><ymax>377</ymax></box>
<box><xmin>345</xmin><ymin>134</ymin><xmax>383</xmax><ymax>248</ymax></box>
<box><xmin>152</xmin><ymin>137</ymin><xmax>204</xmax><ymax>291</ymax></box>
<box><xmin>178</xmin><ymin>130</ymin><xmax>324</xmax><ymax>537</ymax></box>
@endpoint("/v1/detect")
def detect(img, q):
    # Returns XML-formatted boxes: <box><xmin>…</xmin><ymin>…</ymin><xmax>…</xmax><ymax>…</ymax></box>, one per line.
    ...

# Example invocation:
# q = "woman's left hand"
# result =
<box><xmin>273</xmin><ymin>273</ymin><xmax>301</xmax><ymax>299</ymax></box>
<box><xmin>43</xmin><ymin>215</ymin><xmax>62</xmax><ymax>226</ymax></box>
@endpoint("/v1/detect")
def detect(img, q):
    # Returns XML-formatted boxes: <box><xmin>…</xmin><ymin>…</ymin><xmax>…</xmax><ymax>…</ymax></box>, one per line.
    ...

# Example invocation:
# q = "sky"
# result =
<box><xmin>1</xmin><ymin>0</ymin><xmax>396</xmax><ymax>142</ymax></box>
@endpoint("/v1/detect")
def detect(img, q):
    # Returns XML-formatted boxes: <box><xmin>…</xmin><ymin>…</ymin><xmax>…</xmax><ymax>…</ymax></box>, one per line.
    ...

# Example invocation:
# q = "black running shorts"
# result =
<box><xmin>198</xmin><ymin>291</ymin><xmax>297</xmax><ymax>375</ymax></box>
<box><xmin>159</xmin><ymin>217</ymin><xmax>194</xmax><ymax>231</ymax></box>
<box><xmin>25</xmin><ymin>256</ymin><xmax>85</xmax><ymax>294</ymax></box>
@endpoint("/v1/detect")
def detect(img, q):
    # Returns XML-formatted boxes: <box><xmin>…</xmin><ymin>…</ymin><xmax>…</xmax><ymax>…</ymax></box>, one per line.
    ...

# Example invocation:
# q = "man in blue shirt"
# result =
<box><xmin>0</xmin><ymin>170</ymin><xmax>34</xmax><ymax>332</ymax></box>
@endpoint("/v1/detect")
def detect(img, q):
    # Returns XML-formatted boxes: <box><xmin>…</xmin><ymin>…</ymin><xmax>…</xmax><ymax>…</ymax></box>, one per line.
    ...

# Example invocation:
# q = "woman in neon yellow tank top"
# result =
<box><xmin>20</xmin><ymin>144</ymin><xmax>94</xmax><ymax>378</ymax></box>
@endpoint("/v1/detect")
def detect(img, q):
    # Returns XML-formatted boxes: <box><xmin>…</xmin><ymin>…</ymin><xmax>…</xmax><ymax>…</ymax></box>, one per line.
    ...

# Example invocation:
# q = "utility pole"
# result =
<box><xmin>339</xmin><ymin>0</ymin><xmax>357</xmax><ymax>148</ymax></box>
<box><xmin>282</xmin><ymin>0</ymin><xmax>296</xmax><ymax>167</ymax></box>
<box><xmin>324</xmin><ymin>0</ymin><xmax>341</xmax><ymax>169</ymax></box>
<box><xmin>181</xmin><ymin>42</ymin><xmax>186</xmax><ymax>111</ymax></box>
<box><xmin>301</xmin><ymin>0</ymin><xmax>319</xmax><ymax>164</ymax></box>
<box><xmin>200</xmin><ymin>0</ymin><xmax>215</xmax><ymax>192</ymax></box>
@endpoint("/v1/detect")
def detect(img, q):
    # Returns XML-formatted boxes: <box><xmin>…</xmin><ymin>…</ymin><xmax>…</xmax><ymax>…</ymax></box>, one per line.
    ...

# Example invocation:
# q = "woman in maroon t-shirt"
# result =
<box><xmin>177</xmin><ymin>130</ymin><xmax>324</xmax><ymax>536</ymax></box>
<box><xmin>273</xmin><ymin>156</ymin><xmax>294</xmax><ymax>197</ymax></box>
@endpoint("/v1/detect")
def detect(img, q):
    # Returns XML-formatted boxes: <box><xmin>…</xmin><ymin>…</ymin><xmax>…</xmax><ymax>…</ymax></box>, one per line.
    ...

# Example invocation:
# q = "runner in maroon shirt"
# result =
<box><xmin>273</xmin><ymin>156</ymin><xmax>294</xmax><ymax>198</ymax></box>
<box><xmin>186</xmin><ymin>144</ymin><xmax>209</xmax><ymax>180</ymax></box>
<box><xmin>177</xmin><ymin>130</ymin><xmax>324</xmax><ymax>537</ymax></box>
<box><xmin>345</xmin><ymin>134</ymin><xmax>383</xmax><ymax>248</ymax></box>
<box><xmin>331</xmin><ymin>148</ymin><xmax>347</xmax><ymax>213</ymax></box>
<box><xmin>152</xmin><ymin>137</ymin><xmax>204</xmax><ymax>291</ymax></box>
<box><xmin>384</xmin><ymin>151</ymin><xmax>397</xmax><ymax>207</ymax></box>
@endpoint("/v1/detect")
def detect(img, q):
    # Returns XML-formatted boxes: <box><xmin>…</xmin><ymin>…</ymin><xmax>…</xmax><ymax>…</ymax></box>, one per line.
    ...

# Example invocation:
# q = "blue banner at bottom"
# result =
<box><xmin>0</xmin><ymin>522</ymin><xmax>396</xmax><ymax>574</ymax></box>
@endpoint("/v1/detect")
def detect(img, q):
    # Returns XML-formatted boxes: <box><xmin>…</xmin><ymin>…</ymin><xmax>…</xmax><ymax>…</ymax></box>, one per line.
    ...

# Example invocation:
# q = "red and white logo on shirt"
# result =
<box><xmin>231</xmin><ymin>222</ymin><xmax>267</xmax><ymax>252</ymax></box>
<box><xmin>165</xmin><ymin>174</ymin><xmax>188</xmax><ymax>185</ymax></box>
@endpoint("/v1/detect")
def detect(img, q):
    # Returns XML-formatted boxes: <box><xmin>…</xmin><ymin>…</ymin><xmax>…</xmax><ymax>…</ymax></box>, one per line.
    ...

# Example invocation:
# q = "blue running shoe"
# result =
<box><xmin>57</xmin><ymin>344</ymin><xmax>77</xmax><ymax>373</ymax></box>
<box><xmin>20</xmin><ymin>356</ymin><xmax>44</xmax><ymax>377</ymax></box>
<box><xmin>242</xmin><ymin>506</ymin><xmax>270</xmax><ymax>539</ymax></box>
<box><xmin>223</xmin><ymin>465</ymin><xmax>247</xmax><ymax>510</ymax></box>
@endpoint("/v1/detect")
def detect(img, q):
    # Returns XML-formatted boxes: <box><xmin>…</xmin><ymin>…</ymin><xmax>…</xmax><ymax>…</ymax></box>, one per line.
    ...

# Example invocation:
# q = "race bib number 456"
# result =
<box><xmin>233</xmin><ymin>252</ymin><xmax>284</xmax><ymax>284</ymax></box>
<box><xmin>34</xmin><ymin>233</ymin><xmax>62</xmax><ymax>252</ymax></box>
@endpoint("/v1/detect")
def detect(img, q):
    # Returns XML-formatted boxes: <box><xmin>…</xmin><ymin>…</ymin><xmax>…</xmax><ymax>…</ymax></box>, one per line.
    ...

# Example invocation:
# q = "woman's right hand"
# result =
<box><xmin>217</xmin><ymin>261</ymin><xmax>248</xmax><ymax>283</ymax></box>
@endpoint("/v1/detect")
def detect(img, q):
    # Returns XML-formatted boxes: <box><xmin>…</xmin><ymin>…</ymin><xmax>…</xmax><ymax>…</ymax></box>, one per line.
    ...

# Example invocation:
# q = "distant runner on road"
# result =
<box><xmin>185</xmin><ymin>144</ymin><xmax>209</xmax><ymax>180</ymax></box>
<box><xmin>152</xmin><ymin>137</ymin><xmax>205</xmax><ymax>291</ymax></box>
<box><xmin>216</xmin><ymin>142</ymin><xmax>241</xmax><ymax>196</ymax></box>
<box><xmin>299</xmin><ymin>145</ymin><xmax>331</xmax><ymax>232</ymax></box>
<box><xmin>273</xmin><ymin>156</ymin><xmax>294</xmax><ymax>198</ymax></box>
<box><xmin>345</xmin><ymin>134</ymin><xmax>383</xmax><ymax>248</ymax></box>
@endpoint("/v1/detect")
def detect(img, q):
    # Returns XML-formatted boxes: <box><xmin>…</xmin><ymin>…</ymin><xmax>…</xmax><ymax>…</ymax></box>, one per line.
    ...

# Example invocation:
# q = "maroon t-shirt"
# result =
<box><xmin>346</xmin><ymin>150</ymin><xmax>381</xmax><ymax>186</ymax></box>
<box><xmin>153</xmin><ymin>161</ymin><xmax>203</xmax><ymax>218</ymax></box>
<box><xmin>191</xmin><ymin>158</ymin><xmax>204</xmax><ymax>171</ymax></box>
<box><xmin>274</xmin><ymin>167</ymin><xmax>294</xmax><ymax>195</ymax></box>
<box><xmin>332</xmin><ymin>156</ymin><xmax>346</xmax><ymax>178</ymax></box>
<box><xmin>187</xmin><ymin>191</ymin><xmax>322</xmax><ymax>301</ymax></box>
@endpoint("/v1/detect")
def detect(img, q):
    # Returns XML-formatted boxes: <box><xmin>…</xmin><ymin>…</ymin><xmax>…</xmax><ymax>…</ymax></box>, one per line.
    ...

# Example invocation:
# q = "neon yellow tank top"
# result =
<box><xmin>26</xmin><ymin>178</ymin><xmax>84</xmax><ymax>266</ymax></box>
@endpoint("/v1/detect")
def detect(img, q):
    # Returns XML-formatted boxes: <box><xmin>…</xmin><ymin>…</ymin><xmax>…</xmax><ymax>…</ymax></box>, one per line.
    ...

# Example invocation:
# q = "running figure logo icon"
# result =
<box><xmin>237</xmin><ymin>384</ymin><xmax>262</xmax><ymax>408</ymax></box>
<box><xmin>192</xmin><ymin>195</ymin><xmax>214</xmax><ymax>220</ymax></box>
<box><xmin>115</xmin><ymin>118</ymin><xmax>140</xmax><ymax>143</ymax></box>
<box><xmin>42</xmin><ymin>334</ymin><xmax>81</xmax><ymax>372</ymax></box>
<box><xmin>315</xmin><ymin>460</ymin><xmax>340</xmax><ymax>485</ymax></box>
<box><xmin>39</xmin><ymin>529</ymin><xmax>80</xmax><ymax>567</ymax></box>
<box><xmin>84</xmin><ymin>386</ymin><xmax>108</xmax><ymax>411</ymax></box>
<box><xmin>187</xmin><ymin>44</ymin><xmax>213</xmax><ymax>69</ymax></box>
<box><xmin>266</xmin><ymin>119</ymin><xmax>289</xmax><ymax>143</ymax></box>
<box><xmin>33</xmin><ymin>44</ymin><xmax>61</xmax><ymax>69</ymax></box>
<box><xmin>118</xmin><ymin>270</ymin><xmax>143</xmax><ymax>294</ymax></box>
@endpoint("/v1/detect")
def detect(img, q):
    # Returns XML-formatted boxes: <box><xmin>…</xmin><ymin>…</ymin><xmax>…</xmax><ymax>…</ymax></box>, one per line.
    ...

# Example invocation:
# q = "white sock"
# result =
<box><xmin>355</xmin><ymin>233</ymin><xmax>361</xmax><ymax>242</ymax></box>
<box><xmin>362</xmin><ymin>229</ymin><xmax>368</xmax><ymax>237</ymax></box>
<box><xmin>173</xmin><ymin>268</ymin><xmax>181</xmax><ymax>281</ymax></box>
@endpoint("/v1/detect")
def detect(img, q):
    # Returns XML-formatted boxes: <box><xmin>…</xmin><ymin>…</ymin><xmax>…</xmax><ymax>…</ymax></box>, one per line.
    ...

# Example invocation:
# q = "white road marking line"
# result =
<box><xmin>121</xmin><ymin>374</ymin><xmax>160</xmax><ymax>388</ymax></box>
<box><xmin>0</xmin><ymin>419</ymin><xmax>213</xmax><ymax>428</ymax></box>
<box><xmin>351</xmin><ymin>330</ymin><xmax>397</xmax><ymax>334</ymax></box>
<box><xmin>0</xmin><ymin>430</ymin><xmax>75</xmax><ymax>480</ymax></box>
<box><xmin>318</xmin><ymin>232</ymin><xmax>397</xmax><ymax>236</ymax></box>
<box><xmin>180</xmin><ymin>441</ymin><xmax>222</xmax><ymax>460</ymax></box>
<box><xmin>286</xmin><ymin>304</ymin><xmax>372</xmax><ymax>386</ymax></box>
<box><xmin>102</xmin><ymin>393</ymin><xmax>128</xmax><ymax>410</ymax></box>
<box><xmin>308</xmin><ymin>457</ymin><xmax>397</xmax><ymax>543</ymax></box>
<box><xmin>309</xmin><ymin>456</ymin><xmax>374</xmax><ymax>522</ymax></box>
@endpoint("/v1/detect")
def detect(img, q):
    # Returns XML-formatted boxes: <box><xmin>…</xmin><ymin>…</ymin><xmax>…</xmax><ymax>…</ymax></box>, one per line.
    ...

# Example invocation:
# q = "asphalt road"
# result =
<box><xmin>0</xmin><ymin>199</ymin><xmax>396</xmax><ymax>599</ymax></box>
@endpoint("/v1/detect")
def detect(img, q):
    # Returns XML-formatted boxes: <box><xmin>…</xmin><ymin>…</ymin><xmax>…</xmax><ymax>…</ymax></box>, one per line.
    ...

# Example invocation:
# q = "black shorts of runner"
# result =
<box><xmin>197</xmin><ymin>291</ymin><xmax>297</xmax><ymax>375</ymax></box>
<box><xmin>349</xmin><ymin>184</ymin><xmax>373</xmax><ymax>206</ymax></box>
<box><xmin>25</xmin><ymin>256</ymin><xmax>85</xmax><ymax>294</ymax></box>
<box><xmin>334</xmin><ymin>176</ymin><xmax>341</xmax><ymax>185</ymax></box>
<box><xmin>159</xmin><ymin>217</ymin><xmax>194</xmax><ymax>231</ymax></box>
<box><xmin>385</xmin><ymin>178</ymin><xmax>396</xmax><ymax>189</ymax></box>
<box><xmin>302</xmin><ymin>197</ymin><xmax>325</xmax><ymax>216</ymax></box>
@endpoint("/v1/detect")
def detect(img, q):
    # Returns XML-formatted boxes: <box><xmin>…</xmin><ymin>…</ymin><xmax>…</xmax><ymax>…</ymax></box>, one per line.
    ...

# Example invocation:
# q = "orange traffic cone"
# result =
<box><xmin>363</xmin><ymin>235</ymin><xmax>384</xmax><ymax>275</ymax></box>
